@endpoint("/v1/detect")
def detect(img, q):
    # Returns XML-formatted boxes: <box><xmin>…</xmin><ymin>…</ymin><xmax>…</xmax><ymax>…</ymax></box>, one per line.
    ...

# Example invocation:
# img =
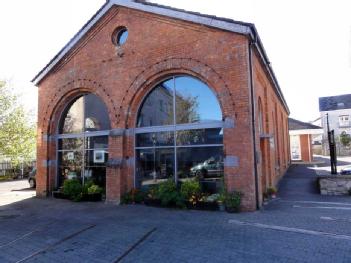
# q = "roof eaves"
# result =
<box><xmin>250</xmin><ymin>27</ymin><xmax>290</xmax><ymax>114</ymax></box>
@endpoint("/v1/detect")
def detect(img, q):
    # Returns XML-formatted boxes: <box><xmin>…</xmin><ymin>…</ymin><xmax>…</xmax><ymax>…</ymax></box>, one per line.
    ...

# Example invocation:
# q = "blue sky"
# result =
<box><xmin>0</xmin><ymin>0</ymin><xmax>350</xmax><ymax>123</ymax></box>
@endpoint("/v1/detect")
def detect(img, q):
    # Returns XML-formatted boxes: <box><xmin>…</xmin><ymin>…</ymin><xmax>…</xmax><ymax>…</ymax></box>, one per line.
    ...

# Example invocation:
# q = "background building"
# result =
<box><xmin>319</xmin><ymin>94</ymin><xmax>351</xmax><ymax>156</ymax></box>
<box><xmin>32</xmin><ymin>0</ymin><xmax>290</xmax><ymax>211</ymax></box>
<box><xmin>289</xmin><ymin>118</ymin><xmax>322</xmax><ymax>162</ymax></box>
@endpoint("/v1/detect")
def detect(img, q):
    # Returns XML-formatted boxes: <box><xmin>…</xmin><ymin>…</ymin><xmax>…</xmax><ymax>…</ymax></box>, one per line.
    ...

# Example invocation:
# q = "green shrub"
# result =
<box><xmin>121</xmin><ymin>188</ymin><xmax>146</xmax><ymax>204</ymax></box>
<box><xmin>82</xmin><ymin>180</ymin><xmax>94</xmax><ymax>194</ymax></box>
<box><xmin>147</xmin><ymin>185</ymin><xmax>159</xmax><ymax>200</ymax></box>
<box><xmin>267</xmin><ymin>187</ymin><xmax>277</xmax><ymax>195</ymax></box>
<box><xmin>180</xmin><ymin>180</ymin><xmax>201</xmax><ymax>200</ymax></box>
<box><xmin>156</xmin><ymin>180</ymin><xmax>184</xmax><ymax>208</ymax></box>
<box><xmin>87</xmin><ymin>184</ymin><xmax>103</xmax><ymax>194</ymax></box>
<box><xmin>225</xmin><ymin>191</ymin><xmax>243</xmax><ymax>211</ymax></box>
<box><xmin>63</xmin><ymin>179</ymin><xmax>83</xmax><ymax>201</ymax></box>
<box><xmin>121</xmin><ymin>191</ymin><xmax>132</xmax><ymax>204</ymax></box>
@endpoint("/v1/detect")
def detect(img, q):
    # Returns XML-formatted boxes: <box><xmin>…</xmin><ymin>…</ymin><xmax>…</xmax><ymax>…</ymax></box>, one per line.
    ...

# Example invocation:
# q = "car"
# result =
<box><xmin>190</xmin><ymin>158</ymin><xmax>223</xmax><ymax>178</ymax></box>
<box><xmin>340</xmin><ymin>166</ymin><xmax>351</xmax><ymax>175</ymax></box>
<box><xmin>28</xmin><ymin>168</ymin><xmax>36</xmax><ymax>188</ymax></box>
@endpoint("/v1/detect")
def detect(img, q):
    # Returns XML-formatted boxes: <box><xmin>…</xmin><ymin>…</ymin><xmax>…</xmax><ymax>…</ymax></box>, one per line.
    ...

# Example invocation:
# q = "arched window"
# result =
<box><xmin>57</xmin><ymin>94</ymin><xmax>110</xmax><ymax>188</ymax></box>
<box><xmin>135</xmin><ymin>75</ymin><xmax>224</xmax><ymax>193</ymax></box>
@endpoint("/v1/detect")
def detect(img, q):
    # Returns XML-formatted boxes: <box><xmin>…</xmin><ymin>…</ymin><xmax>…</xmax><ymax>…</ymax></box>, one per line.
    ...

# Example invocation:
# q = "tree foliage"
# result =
<box><xmin>176</xmin><ymin>94</ymin><xmax>199</xmax><ymax>123</ymax></box>
<box><xmin>0</xmin><ymin>81</ymin><xmax>36</xmax><ymax>164</ymax></box>
<box><xmin>339</xmin><ymin>131</ymin><xmax>351</xmax><ymax>147</ymax></box>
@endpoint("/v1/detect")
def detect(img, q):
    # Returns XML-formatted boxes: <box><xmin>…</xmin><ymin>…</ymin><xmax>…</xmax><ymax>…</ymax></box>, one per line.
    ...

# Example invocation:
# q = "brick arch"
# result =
<box><xmin>117</xmin><ymin>57</ymin><xmax>236</xmax><ymax>128</ymax></box>
<box><xmin>41</xmin><ymin>79</ymin><xmax>118</xmax><ymax>135</ymax></box>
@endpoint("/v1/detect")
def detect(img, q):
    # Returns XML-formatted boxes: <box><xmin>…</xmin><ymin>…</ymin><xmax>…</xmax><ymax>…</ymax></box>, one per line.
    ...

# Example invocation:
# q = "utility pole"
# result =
<box><xmin>326</xmin><ymin>113</ymin><xmax>337</xmax><ymax>174</ymax></box>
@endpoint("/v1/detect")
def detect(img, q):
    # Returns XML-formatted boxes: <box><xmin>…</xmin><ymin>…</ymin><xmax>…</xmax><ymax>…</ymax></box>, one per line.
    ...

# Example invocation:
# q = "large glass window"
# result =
<box><xmin>135</xmin><ymin>75</ymin><xmax>224</xmax><ymax>193</ymax></box>
<box><xmin>57</xmin><ymin>94</ymin><xmax>110</xmax><ymax>189</ymax></box>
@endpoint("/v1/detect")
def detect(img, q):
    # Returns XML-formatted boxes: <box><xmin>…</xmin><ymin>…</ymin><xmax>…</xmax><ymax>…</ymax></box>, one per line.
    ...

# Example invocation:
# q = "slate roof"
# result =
<box><xmin>319</xmin><ymin>94</ymin><xmax>351</xmax><ymax>112</ymax></box>
<box><xmin>135</xmin><ymin>0</ymin><xmax>254</xmax><ymax>28</ymax></box>
<box><xmin>31</xmin><ymin>0</ymin><xmax>289</xmax><ymax>113</ymax></box>
<box><xmin>288</xmin><ymin>118</ymin><xmax>321</xmax><ymax>130</ymax></box>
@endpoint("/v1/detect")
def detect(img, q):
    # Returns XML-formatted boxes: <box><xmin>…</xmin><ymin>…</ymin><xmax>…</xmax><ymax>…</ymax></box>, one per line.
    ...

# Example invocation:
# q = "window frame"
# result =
<box><xmin>56</xmin><ymin>94</ymin><xmax>111</xmax><ymax>188</ymax></box>
<box><xmin>339</xmin><ymin>115</ymin><xmax>350</xmax><ymax>127</ymax></box>
<box><xmin>134</xmin><ymin>75</ymin><xmax>224</xmax><ymax>188</ymax></box>
<box><xmin>112</xmin><ymin>27</ymin><xmax>128</xmax><ymax>47</ymax></box>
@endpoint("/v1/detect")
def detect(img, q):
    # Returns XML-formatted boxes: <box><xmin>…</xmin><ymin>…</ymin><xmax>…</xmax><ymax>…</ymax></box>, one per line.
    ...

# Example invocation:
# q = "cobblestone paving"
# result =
<box><xmin>0</xmin><ymin>163</ymin><xmax>350</xmax><ymax>262</ymax></box>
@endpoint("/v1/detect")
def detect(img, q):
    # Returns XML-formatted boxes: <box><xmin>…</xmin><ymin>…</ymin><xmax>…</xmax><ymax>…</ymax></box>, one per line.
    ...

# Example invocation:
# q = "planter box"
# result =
<box><xmin>225</xmin><ymin>206</ymin><xmax>240</xmax><ymax>213</ymax></box>
<box><xmin>52</xmin><ymin>191</ymin><xmax>67</xmax><ymax>199</ymax></box>
<box><xmin>82</xmin><ymin>193</ymin><xmax>102</xmax><ymax>202</ymax></box>
<box><xmin>186</xmin><ymin>201</ymin><xmax>219</xmax><ymax>211</ymax></box>
<box><xmin>144</xmin><ymin>198</ymin><xmax>162</xmax><ymax>207</ymax></box>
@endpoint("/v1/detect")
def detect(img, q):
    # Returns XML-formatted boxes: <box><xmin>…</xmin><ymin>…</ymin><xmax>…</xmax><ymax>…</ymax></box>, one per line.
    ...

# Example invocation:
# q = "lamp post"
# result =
<box><xmin>326</xmin><ymin>113</ymin><xmax>337</xmax><ymax>174</ymax></box>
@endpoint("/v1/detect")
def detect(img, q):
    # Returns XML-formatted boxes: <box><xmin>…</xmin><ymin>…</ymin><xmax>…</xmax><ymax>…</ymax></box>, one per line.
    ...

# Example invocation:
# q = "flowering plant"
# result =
<box><xmin>188</xmin><ymin>193</ymin><xmax>206</xmax><ymax>205</ymax></box>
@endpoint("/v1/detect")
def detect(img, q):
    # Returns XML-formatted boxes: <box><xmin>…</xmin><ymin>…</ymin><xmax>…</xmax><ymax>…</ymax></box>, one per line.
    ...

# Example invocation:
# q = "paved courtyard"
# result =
<box><xmin>0</xmin><ymin>162</ymin><xmax>351</xmax><ymax>263</ymax></box>
<box><xmin>0</xmin><ymin>179</ymin><xmax>35</xmax><ymax>206</ymax></box>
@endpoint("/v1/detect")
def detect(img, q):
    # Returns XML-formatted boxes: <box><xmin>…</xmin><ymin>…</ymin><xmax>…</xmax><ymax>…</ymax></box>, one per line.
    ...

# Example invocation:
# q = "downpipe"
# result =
<box><xmin>248</xmin><ymin>40</ymin><xmax>260</xmax><ymax>210</ymax></box>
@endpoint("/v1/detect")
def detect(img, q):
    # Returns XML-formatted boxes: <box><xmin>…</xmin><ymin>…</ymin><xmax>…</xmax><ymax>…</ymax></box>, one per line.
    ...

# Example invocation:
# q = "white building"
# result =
<box><xmin>319</xmin><ymin>94</ymin><xmax>351</xmax><ymax>156</ymax></box>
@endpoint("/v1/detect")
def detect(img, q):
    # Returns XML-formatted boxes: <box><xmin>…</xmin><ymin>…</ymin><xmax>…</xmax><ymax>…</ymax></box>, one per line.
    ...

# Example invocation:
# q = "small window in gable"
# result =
<box><xmin>112</xmin><ymin>27</ymin><xmax>128</xmax><ymax>47</ymax></box>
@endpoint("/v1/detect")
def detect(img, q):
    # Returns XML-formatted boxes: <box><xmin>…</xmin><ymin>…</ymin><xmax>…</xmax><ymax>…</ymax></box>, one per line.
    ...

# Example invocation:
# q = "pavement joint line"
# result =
<box><xmin>113</xmin><ymin>227</ymin><xmax>157</xmax><ymax>263</ymax></box>
<box><xmin>293</xmin><ymin>205</ymin><xmax>351</xmax><ymax>210</ymax></box>
<box><xmin>280</xmin><ymin>200</ymin><xmax>351</xmax><ymax>206</ymax></box>
<box><xmin>14</xmin><ymin>224</ymin><xmax>96</xmax><ymax>263</ymax></box>
<box><xmin>228</xmin><ymin>219</ymin><xmax>351</xmax><ymax>241</ymax></box>
<box><xmin>0</xmin><ymin>221</ymin><xmax>57</xmax><ymax>249</ymax></box>
<box><xmin>320</xmin><ymin>216</ymin><xmax>351</xmax><ymax>222</ymax></box>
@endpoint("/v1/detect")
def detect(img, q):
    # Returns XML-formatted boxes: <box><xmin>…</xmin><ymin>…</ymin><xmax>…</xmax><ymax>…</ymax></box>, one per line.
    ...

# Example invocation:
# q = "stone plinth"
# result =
<box><xmin>319</xmin><ymin>176</ymin><xmax>351</xmax><ymax>195</ymax></box>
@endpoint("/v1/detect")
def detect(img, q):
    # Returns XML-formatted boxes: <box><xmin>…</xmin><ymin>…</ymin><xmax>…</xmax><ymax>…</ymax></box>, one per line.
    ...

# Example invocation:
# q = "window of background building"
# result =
<box><xmin>339</xmin><ymin>115</ymin><xmax>350</xmax><ymax>127</ymax></box>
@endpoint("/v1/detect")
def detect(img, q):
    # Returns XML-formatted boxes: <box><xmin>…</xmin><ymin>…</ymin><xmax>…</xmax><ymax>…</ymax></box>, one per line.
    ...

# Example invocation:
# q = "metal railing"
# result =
<box><xmin>0</xmin><ymin>161</ymin><xmax>36</xmax><ymax>178</ymax></box>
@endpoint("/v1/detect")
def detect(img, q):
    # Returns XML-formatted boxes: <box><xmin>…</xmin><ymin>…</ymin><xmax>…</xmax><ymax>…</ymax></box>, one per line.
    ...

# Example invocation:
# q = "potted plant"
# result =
<box><xmin>267</xmin><ymin>187</ymin><xmax>277</xmax><ymax>199</ymax></box>
<box><xmin>217</xmin><ymin>193</ymin><xmax>226</xmax><ymax>211</ymax></box>
<box><xmin>263</xmin><ymin>191</ymin><xmax>269</xmax><ymax>204</ymax></box>
<box><xmin>224</xmin><ymin>191</ymin><xmax>243</xmax><ymax>213</ymax></box>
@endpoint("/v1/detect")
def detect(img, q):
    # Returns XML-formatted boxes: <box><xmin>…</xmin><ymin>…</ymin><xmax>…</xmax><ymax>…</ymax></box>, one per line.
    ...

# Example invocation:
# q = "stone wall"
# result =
<box><xmin>319</xmin><ymin>176</ymin><xmax>351</xmax><ymax>195</ymax></box>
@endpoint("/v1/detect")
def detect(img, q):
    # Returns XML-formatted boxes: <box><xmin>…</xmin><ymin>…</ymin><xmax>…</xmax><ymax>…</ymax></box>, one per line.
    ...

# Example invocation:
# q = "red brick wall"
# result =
<box><xmin>300</xmin><ymin>134</ymin><xmax>312</xmax><ymax>162</ymax></box>
<box><xmin>36</xmin><ymin>6</ymin><xmax>289</xmax><ymax>211</ymax></box>
<box><xmin>252</xmin><ymin>50</ymin><xmax>290</xmax><ymax>201</ymax></box>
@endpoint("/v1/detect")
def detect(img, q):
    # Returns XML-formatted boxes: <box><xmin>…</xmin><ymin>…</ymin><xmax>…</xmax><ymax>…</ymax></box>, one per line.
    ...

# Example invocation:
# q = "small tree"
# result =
<box><xmin>0</xmin><ymin>81</ymin><xmax>36</xmax><ymax>165</ymax></box>
<box><xmin>339</xmin><ymin>131</ymin><xmax>351</xmax><ymax>147</ymax></box>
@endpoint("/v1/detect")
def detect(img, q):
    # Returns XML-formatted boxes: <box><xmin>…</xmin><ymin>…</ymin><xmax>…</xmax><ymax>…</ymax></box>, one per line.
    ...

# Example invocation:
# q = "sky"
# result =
<box><xmin>0</xmin><ymin>0</ymin><xmax>350</xmax><ymax>123</ymax></box>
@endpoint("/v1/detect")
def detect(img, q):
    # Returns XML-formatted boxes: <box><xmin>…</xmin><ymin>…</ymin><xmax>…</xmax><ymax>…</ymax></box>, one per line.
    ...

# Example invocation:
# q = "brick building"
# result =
<box><xmin>32</xmin><ymin>0</ymin><xmax>290</xmax><ymax>211</ymax></box>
